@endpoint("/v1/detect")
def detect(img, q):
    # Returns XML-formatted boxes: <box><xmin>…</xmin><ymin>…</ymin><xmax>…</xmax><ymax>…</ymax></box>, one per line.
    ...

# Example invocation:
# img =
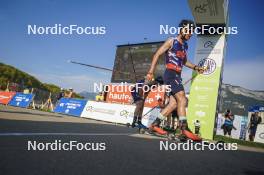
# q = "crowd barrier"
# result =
<box><xmin>53</xmin><ymin>98</ymin><xmax>87</xmax><ymax>117</ymax></box>
<box><xmin>8</xmin><ymin>92</ymin><xmax>34</xmax><ymax>108</ymax></box>
<box><xmin>0</xmin><ymin>91</ymin><xmax>16</xmax><ymax>105</ymax></box>
<box><xmin>81</xmin><ymin>101</ymin><xmax>160</xmax><ymax>126</ymax></box>
<box><xmin>53</xmin><ymin>98</ymin><xmax>160</xmax><ymax>126</ymax></box>
<box><xmin>2</xmin><ymin>91</ymin><xmax>263</xmax><ymax>143</ymax></box>
<box><xmin>105</xmin><ymin>84</ymin><xmax>165</xmax><ymax>108</ymax></box>
<box><xmin>254</xmin><ymin>124</ymin><xmax>264</xmax><ymax>144</ymax></box>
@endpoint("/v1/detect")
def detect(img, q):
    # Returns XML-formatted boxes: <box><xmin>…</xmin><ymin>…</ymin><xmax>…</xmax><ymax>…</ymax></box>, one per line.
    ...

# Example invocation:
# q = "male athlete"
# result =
<box><xmin>131</xmin><ymin>76</ymin><xmax>163</xmax><ymax>129</ymax></box>
<box><xmin>146</xmin><ymin>19</ymin><xmax>205</xmax><ymax>135</ymax></box>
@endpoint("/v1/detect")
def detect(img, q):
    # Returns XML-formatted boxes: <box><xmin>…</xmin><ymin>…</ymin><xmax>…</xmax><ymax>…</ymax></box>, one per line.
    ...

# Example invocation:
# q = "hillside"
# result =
<box><xmin>219</xmin><ymin>84</ymin><xmax>264</xmax><ymax>116</ymax></box>
<box><xmin>79</xmin><ymin>91</ymin><xmax>97</xmax><ymax>100</ymax></box>
<box><xmin>0</xmin><ymin>62</ymin><xmax>83</xmax><ymax>99</ymax></box>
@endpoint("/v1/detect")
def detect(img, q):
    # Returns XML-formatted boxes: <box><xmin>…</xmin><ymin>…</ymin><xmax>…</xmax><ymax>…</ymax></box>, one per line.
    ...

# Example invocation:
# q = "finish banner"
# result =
<box><xmin>0</xmin><ymin>91</ymin><xmax>16</xmax><ymax>105</ymax></box>
<box><xmin>8</xmin><ymin>93</ymin><xmax>34</xmax><ymax>108</ymax></box>
<box><xmin>187</xmin><ymin>35</ymin><xmax>227</xmax><ymax>139</ymax></box>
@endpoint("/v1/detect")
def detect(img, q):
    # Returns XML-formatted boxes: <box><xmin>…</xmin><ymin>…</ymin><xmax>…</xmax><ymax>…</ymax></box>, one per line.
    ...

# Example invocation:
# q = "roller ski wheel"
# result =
<box><xmin>137</xmin><ymin>123</ymin><xmax>147</xmax><ymax>134</ymax></box>
<box><xmin>139</xmin><ymin>128</ymin><xmax>146</xmax><ymax>134</ymax></box>
<box><xmin>167</xmin><ymin>133</ymin><xmax>176</xmax><ymax>140</ymax></box>
<box><xmin>163</xmin><ymin>126</ymin><xmax>176</xmax><ymax>133</ymax></box>
<box><xmin>178</xmin><ymin>134</ymin><xmax>188</xmax><ymax>142</ymax></box>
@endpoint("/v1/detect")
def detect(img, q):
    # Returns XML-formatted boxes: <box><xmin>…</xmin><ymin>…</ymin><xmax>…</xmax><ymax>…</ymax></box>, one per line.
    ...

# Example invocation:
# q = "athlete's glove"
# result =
<box><xmin>146</xmin><ymin>72</ymin><xmax>154</xmax><ymax>82</ymax></box>
<box><xmin>194</xmin><ymin>65</ymin><xmax>207</xmax><ymax>74</ymax></box>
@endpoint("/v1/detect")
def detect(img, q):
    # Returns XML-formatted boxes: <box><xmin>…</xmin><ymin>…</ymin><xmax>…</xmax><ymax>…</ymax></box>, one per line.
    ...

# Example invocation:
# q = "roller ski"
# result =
<box><xmin>178</xmin><ymin>119</ymin><xmax>202</xmax><ymax>142</ymax></box>
<box><xmin>147</xmin><ymin>118</ymin><xmax>176</xmax><ymax>140</ymax></box>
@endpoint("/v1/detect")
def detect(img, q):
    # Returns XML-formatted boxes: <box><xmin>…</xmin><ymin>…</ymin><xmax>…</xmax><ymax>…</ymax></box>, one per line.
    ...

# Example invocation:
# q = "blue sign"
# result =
<box><xmin>8</xmin><ymin>93</ymin><xmax>34</xmax><ymax>108</ymax></box>
<box><xmin>54</xmin><ymin>98</ymin><xmax>87</xmax><ymax>117</ymax></box>
<box><xmin>248</xmin><ymin>105</ymin><xmax>264</xmax><ymax>112</ymax></box>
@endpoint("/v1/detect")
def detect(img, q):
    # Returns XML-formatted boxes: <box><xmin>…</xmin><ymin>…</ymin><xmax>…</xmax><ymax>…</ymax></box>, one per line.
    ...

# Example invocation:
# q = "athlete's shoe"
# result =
<box><xmin>151</xmin><ymin>118</ymin><xmax>161</xmax><ymax>127</ymax></box>
<box><xmin>179</xmin><ymin>119</ymin><xmax>188</xmax><ymax>131</ymax></box>
<box><xmin>131</xmin><ymin>116</ymin><xmax>138</xmax><ymax>128</ymax></box>
<box><xmin>137</xmin><ymin>122</ymin><xmax>147</xmax><ymax>129</ymax></box>
<box><xmin>149</xmin><ymin>118</ymin><xmax>167</xmax><ymax>135</ymax></box>
<box><xmin>131</xmin><ymin>121</ymin><xmax>137</xmax><ymax>128</ymax></box>
<box><xmin>179</xmin><ymin>120</ymin><xmax>202</xmax><ymax>141</ymax></box>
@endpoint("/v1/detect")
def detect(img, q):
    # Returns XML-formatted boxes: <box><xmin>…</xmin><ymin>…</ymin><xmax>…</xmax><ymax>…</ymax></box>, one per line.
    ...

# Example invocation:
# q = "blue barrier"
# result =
<box><xmin>8</xmin><ymin>93</ymin><xmax>34</xmax><ymax>108</ymax></box>
<box><xmin>53</xmin><ymin>98</ymin><xmax>87</xmax><ymax>117</ymax></box>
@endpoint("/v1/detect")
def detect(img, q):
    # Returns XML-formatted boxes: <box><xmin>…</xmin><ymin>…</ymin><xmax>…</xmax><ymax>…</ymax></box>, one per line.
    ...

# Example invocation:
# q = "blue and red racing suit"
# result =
<box><xmin>164</xmin><ymin>38</ymin><xmax>188</xmax><ymax>95</ymax></box>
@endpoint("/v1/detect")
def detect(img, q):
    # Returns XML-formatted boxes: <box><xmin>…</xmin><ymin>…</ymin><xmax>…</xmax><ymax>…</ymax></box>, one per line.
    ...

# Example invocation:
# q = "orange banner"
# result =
<box><xmin>105</xmin><ymin>84</ymin><xmax>165</xmax><ymax>108</ymax></box>
<box><xmin>0</xmin><ymin>91</ymin><xmax>16</xmax><ymax>105</ymax></box>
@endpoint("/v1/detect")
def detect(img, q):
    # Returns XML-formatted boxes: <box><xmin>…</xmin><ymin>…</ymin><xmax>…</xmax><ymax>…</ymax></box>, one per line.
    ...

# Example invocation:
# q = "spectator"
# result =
<box><xmin>65</xmin><ymin>88</ymin><xmax>73</xmax><ymax>98</ymax></box>
<box><xmin>95</xmin><ymin>92</ymin><xmax>104</xmax><ymax>101</ymax></box>
<box><xmin>222</xmin><ymin>109</ymin><xmax>236</xmax><ymax>138</ymax></box>
<box><xmin>248</xmin><ymin>111</ymin><xmax>262</xmax><ymax>141</ymax></box>
<box><xmin>57</xmin><ymin>88</ymin><xmax>64</xmax><ymax>101</ymax></box>
<box><xmin>194</xmin><ymin>120</ymin><xmax>201</xmax><ymax>135</ymax></box>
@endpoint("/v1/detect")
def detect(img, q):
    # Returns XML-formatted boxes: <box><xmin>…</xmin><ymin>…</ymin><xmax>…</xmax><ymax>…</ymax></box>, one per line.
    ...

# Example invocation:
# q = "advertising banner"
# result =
<box><xmin>53</xmin><ymin>98</ymin><xmax>87</xmax><ymax>117</ymax></box>
<box><xmin>81</xmin><ymin>101</ymin><xmax>160</xmax><ymax>126</ymax></box>
<box><xmin>105</xmin><ymin>84</ymin><xmax>165</xmax><ymax>108</ymax></box>
<box><xmin>187</xmin><ymin>35</ymin><xmax>227</xmax><ymax>139</ymax></box>
<box><xmin>0</xmin><ymin>91</ymin><xmax>16</xmax><ymax>105</ymax></box>
<box><xmin>8</xmin><ymin>93</ymin><xmax>34</xmax><ymax>108</ymax></box>
<box><xmin>254</xmin><ymin>124</ymin><xmax>264</xmax><ymax>144</ymax></box>
<box><xmin>216</xmin><ymin>114</ymin><xmax>246</xmax><ymax>139</ymax></box>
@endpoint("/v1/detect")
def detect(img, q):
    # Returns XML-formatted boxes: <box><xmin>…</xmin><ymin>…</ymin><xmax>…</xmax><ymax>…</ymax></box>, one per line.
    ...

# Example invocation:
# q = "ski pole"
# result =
<box><xmin>142</xmin><ymin>105</ymin><xmax>159</xmax><ymax>117</ymax></box>
<box><xmin>68</xmin><ymin>60</ymin><xmax>131</xmax><ymax>75</ymax></box>
<box><xmin>182</xmin><ymin>65</ymin><xmax>208</xmax><ymax>85</ymax></box>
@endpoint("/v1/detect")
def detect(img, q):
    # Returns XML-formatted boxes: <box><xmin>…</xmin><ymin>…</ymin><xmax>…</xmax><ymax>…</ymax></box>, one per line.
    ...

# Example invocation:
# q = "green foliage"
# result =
<box><xmin>0</xmin><ymin>62</ymin><xmax>84</xmax><ymax>99</ymax></box>
<box><xmin>43</xmin><ymin>83</ymin><xmax>60</xmax><ymax>93</ymax></box>
<box><xmin>214</xmin><ymin>135</ymin><xmax>264</xmax><ymax>149</ymax></box>
<box><xmin>0</xmin><ymin>62</ymin><xmax>44</xmax><ymax>90</ymax></box>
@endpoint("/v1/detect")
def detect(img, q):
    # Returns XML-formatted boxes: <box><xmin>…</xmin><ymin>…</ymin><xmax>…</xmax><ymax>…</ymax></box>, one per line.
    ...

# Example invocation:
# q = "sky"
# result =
<box><xmin>0</xmin><ymin>0</ymin><xmax>264</xmax><ymax>92</ymax></box>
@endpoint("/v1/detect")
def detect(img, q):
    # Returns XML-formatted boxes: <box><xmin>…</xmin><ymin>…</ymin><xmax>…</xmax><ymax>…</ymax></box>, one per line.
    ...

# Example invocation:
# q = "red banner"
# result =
<box><xmin>0</xmin><ymin>91</ymin><xmax>16</xmax><ymax>105</ymax></box>
<box><xmin>105</xmin><ymin>84</ymin><xmax>165</xmax><ymax>108</ymax></box>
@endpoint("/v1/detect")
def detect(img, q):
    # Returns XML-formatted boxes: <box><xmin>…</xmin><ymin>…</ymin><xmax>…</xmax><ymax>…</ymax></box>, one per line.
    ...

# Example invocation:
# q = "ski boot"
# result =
<box><xmin>178</xmin><ymin>119</ymin><xmax>202</xmax><ymax>142</ymax></box>
<box><xmin>137</xmin><ymin>120</ymin><xmax>147</xmax><ymax>134</ymax></box>
<box><xmin>149</xmin><ymin>118</ymin><xmax>167</xmax><ymax>135</ymax></box>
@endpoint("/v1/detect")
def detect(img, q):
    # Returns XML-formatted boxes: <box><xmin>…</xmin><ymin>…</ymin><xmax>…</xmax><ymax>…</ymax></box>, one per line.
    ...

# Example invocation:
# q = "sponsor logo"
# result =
<box><xmin>195</xmin><ymin>110</ymin><xmax>206</xmax><ymax>117</ymax></box>
<box><xmin>86</xmin><ymin>106</ymin><xmax>93</xmax><ymax>111</ymax></box>
<box><xmin>259</xmin><ymin>133</ymin><xmax>264</xmax><ymax>139</ymax></box>
<box><xmin>204</xmin><ymin>41</ymin><xmax>214</xmax><ymax>48</ymax></box>
<box><xmin>0</xmin><ymin>95</ymin><xmax>9</xmax><ymax>100</ymax></box>
<box><xmin>86</xmin><ymin>105</ymin><xmax>115</xmax><ymax>115</ymax></box>
<box><xmin>198</xmin><ymin>58</ymin><xmax>216</xmax><ymax>75</ymax></box>
<box><xmin>259</xmin><ymin>107</ymin><xmax>264</xmax><ymax>111</ymax></box>
<box><xmin>120</xmin><ymin>110</ymin><xmax>130</xmax><ymax>118</ymax></box>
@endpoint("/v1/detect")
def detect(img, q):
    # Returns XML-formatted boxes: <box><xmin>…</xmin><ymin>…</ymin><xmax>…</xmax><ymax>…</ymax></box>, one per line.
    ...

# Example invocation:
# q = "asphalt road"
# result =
<box><xmin>0</xmin><ymin>105</ymin><xmax>263</xmax><ymax>175</ymax></box>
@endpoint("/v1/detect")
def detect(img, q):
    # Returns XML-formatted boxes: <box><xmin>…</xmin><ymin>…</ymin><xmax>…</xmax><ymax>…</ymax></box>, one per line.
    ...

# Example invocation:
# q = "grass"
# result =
<box><xmin>214</xmin><ymin>135</ymin><xmax>264</xmax><ymax>149</ymax></box>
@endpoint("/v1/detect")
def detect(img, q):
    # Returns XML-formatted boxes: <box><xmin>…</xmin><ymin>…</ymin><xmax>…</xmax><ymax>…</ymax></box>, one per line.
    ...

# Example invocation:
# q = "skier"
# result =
<box><xmin>131</xmin><ymin>76</ymin><xmax>164</xmax><ymax>129</ymax></box>
<box><xmin>146</xmin><ymin>19</ymin><xmax>205</xmax><ymax>135</ymax></box>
